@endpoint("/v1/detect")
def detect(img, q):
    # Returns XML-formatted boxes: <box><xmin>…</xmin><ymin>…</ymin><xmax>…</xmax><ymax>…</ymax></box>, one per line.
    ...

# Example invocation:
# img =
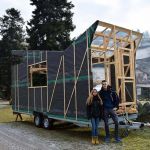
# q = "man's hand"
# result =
<box><xmin>113</xmin><ymin>106</ymin><xmax>119</xmax><ymax>111</ymax></box>
<box><xmin>116</xmin><ymin>106</ymin><xmax>119</xmax><ymax>111</ymax></box>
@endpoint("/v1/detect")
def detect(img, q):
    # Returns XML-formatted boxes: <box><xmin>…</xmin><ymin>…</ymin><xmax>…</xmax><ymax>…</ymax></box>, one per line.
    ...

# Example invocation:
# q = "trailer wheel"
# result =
<box><xmin>34</xmin><ymin>115</ymin><xmax>43</xmax><ymax>127</ymax></box>
<box><xmin>43</xmin><ymin>118</ymin><xmax>53</xmax><ymax>129</ymax></box>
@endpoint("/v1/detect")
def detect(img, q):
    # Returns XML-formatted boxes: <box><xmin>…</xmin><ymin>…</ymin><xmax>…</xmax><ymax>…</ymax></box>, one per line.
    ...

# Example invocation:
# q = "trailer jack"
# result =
<box><xmin>13</xmin><ymin>112</ymin><xmax>23</xmax><ymax>121</ymax></box>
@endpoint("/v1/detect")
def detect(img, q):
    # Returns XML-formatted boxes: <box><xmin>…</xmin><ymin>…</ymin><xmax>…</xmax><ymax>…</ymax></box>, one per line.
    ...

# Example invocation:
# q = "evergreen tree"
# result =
<box><xmin>0</xmin><ymin>8</ymin><xmax>25</xmax><ymax>51</ymax></box>
<box><xmin>0</xmin><ymin>8</ymin><xmax>25</xmax><ymax>99</ymax></box>
<box><xmin>27</xmin><ymin>0</ymin><xmax>75</xmax><ymax>50</ymax></box>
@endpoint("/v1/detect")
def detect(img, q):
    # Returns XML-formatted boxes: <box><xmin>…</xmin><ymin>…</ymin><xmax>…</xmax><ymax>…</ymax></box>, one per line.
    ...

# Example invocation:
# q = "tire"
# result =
<box><xmin>34</xmin><ymin>115</ymin><xmax>43</xmax><ymax>127</ymax></box>
<box><xmin>43</xmin><ymin>117</ymin><xmax>54</xmax><ymax>129</ymax></box>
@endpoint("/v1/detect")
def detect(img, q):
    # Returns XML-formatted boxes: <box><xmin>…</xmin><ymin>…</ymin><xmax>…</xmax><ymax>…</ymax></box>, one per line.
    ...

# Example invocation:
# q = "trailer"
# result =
<box><xmin>11</xmin><ymin>20</ymin><xmax>142</xmax><ymax>129</ymax></box>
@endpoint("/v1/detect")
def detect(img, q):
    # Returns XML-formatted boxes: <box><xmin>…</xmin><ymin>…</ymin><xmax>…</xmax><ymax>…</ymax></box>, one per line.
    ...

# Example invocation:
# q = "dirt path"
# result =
<box><xmin>0</xmin><ymin>121</ymin><xmax>123</xmax><ymax>150</ymax></box>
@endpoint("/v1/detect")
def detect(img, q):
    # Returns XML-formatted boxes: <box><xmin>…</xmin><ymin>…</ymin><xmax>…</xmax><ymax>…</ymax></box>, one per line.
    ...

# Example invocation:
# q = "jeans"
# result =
<box><xmin>91</xmin><ymin>117</ymin><xmax>100</xmax><ymax>136</ymax></box>
<box><xmin>103</xmin><ymin>108</ymin><xmax>119</xmax><ymax>138</ymax></box>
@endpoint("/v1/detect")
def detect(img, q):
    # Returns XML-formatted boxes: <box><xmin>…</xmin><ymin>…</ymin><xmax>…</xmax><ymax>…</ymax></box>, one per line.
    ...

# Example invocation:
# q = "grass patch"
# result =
<box><xmin>123</xmin><ymin>127</ymin><xmax>150</xmax><ymax>150</ymax></box>
<box><xmin>0</xmin><ymin>105</ymin><xmax>32</xmax><ymax>123</ymax></box>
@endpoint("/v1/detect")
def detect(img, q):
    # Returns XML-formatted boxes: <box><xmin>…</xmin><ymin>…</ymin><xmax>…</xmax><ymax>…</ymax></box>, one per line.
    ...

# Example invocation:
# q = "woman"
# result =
<box><xmin>86</xmin><ymin>89</ymin><xmax>103</xmax><ymax>144</ymax></box>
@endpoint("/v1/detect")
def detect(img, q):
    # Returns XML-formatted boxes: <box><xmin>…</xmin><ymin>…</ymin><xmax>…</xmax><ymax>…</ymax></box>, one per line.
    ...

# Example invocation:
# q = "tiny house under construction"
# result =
<box><xmin>11</xmin><ymin>20</ymin><xmax>142</xmax><ymax>128</ymax></box>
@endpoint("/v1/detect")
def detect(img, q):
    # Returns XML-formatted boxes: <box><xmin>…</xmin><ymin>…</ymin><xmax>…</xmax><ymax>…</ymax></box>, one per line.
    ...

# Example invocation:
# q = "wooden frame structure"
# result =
<box><xmin>91</xmin><ymin>21</ymin><xmax>142</xmax><ymax>114</ymax></box>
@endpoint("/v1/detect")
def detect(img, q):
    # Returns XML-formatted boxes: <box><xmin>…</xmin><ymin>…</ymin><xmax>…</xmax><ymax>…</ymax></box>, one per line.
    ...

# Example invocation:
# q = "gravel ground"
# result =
<box><xmin>0</xmin><ymin>121</ymin><xmax>124</xmax><ymax>150</ymax></box>
<box><xmin>0</xmin><ymin>100</ymin><xmax>123</xmax><ymax>150</ymax></box>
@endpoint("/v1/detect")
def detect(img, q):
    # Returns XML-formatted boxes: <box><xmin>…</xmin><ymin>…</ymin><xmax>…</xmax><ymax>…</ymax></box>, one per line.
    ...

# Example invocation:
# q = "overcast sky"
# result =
<box><xmin>0</xmin><ymin>0</ymin><xmax>150</xmax><ymax>38</ymax></box>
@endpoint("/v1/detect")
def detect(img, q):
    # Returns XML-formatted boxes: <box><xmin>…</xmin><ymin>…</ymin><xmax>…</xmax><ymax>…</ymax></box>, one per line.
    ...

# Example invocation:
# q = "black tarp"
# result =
<box><xmin>11</xmin><ymin>21</ymin><xmax>98</xmax><ymax>119</ymax></box>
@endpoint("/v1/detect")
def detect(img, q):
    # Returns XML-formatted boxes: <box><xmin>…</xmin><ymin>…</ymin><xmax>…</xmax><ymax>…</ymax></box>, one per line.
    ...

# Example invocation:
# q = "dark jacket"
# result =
<box><xmin>99</xmin><ymin>86</ymin><xmax>119</xmax><ymax>109</ymax></box>
<box><xmin>86</xmin><ymin>96</ymin><xmax>103</xmax><ymax>119</ymax></box>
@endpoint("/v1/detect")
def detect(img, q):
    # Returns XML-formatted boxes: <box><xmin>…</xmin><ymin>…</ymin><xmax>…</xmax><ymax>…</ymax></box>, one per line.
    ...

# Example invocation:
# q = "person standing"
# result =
<box><xmin>99</xmin><ymin>80</ymin><xmax>121</xmax><ymax>143</ymax></box>
<box><xmin>86</xmin><ymin>89</ymin><xmax>103</xmax><ymax>145</ymax></box>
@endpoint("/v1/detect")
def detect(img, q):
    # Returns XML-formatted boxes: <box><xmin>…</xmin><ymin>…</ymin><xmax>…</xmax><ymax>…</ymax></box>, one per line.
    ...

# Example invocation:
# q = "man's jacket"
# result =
<box><xmin>99</xmin><ymin>86</ymin><xmax>120</xmax><ymax>109</ymax></box>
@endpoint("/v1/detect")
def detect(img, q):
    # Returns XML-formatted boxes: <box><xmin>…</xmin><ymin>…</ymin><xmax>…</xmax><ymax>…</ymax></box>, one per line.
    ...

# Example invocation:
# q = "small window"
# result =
<box><xmin>28</xmin><ymin>61</ymin><xmax>47</xmax><ymax>87</ymax></box>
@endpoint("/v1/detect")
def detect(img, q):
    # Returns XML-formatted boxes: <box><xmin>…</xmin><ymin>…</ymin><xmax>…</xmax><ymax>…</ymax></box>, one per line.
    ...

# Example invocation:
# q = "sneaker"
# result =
<box><xmin>104</xmin><ymin>137</ymin><xmax>110</xmax><ymax>143</ymax></box>
<box><xmin>115</xmin><ymin>137</ymin><xmax>122</xmax><ymax>143</ymax></box>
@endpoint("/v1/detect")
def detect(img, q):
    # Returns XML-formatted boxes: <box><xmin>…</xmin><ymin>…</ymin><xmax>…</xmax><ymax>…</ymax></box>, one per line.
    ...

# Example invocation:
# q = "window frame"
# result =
<box><xmin>28</xmin><ymin>61</ymin><xmax>48</xmax><ymax>88</ymax></box>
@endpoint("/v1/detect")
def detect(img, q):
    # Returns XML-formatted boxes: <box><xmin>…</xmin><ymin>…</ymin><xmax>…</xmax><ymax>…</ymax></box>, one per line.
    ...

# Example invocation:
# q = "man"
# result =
<box><xmin>99</xmin><ymin>80</ymin><xmax>121</xmax><ymax>143</ymax></box>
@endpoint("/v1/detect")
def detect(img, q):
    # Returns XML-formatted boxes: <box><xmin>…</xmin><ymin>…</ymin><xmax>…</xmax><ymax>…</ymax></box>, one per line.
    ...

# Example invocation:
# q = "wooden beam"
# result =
<box><xmin>98</xmin><ymin>20</ymin><xmax>142</xmax><ymax>37</ymax></box>
<box><xmin>91</xmin><ymin>45</ymin><xmax>115</xmax><ymax>51</ymax></box>
<box><xmin>119</xmin><ymin>102</ymin><xmax>136</xmax><ymax>106</ymax></box>
<box><xmin>29</xmin><ymin>68</ymin><xmax>47</xmax><ymax>73</ymax></box>
<box><xmin>95</xmin><ymin>31</ymin><xmax>132</xmax><ymax>43</ymax></box>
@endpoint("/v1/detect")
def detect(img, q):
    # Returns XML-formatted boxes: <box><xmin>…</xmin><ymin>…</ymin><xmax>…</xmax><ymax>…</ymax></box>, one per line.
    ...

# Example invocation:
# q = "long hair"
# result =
<box><xmin>86</xmin><ymin>89</ymin><xmax>103</xmax><ymax>105</ymax></box>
